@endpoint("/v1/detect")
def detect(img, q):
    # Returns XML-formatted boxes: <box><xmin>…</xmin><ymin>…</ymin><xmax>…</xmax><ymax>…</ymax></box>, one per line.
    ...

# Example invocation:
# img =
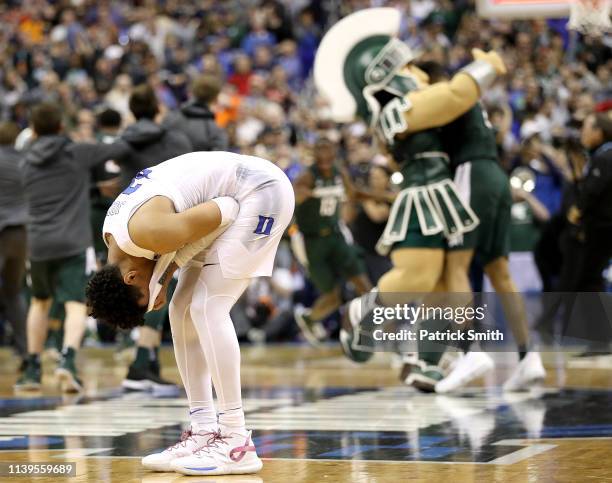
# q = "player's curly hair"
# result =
<box><xmin>86</xmin><ymin>264</ymin><xmax>147</xmax><ymax>329</ymax></box>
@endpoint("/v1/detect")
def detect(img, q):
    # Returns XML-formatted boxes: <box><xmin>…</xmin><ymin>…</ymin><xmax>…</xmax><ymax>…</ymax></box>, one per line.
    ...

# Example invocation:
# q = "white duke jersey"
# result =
<box><xmin>103</xmin><ymin>151</ymin><xmax>295</xmax><ymax>278</ymax></box>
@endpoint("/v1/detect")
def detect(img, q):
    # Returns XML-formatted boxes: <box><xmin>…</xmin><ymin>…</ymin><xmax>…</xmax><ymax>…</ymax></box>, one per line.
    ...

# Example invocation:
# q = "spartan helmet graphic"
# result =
<box><xmin>314</xmin><ymin>8</ymin><xmax>419</xmax><ymax>130</ymax></box>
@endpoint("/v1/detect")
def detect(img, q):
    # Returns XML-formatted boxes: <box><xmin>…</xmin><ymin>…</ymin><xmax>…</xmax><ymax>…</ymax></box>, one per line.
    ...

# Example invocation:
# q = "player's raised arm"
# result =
<box><xmin>129</xmin><ymin>196</ymin><xmax>239</xmax><ymax>254</ymax></box>
<box><xmin>404</xmin><ymin>49</ymin><xmax>506</xmax><ymax>133</ymax></box>
<box><xmin>73</xmin><ymin>140</ymin><xmax>131</xmax><ymax>169</ymax></box>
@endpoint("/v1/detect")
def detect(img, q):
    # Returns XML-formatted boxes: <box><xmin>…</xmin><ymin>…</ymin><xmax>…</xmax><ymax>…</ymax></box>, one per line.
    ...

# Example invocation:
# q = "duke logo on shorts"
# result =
<box><xmin>254</xmin><ymin>216</ymin><xmax>274</xmax><ymax>236</ymax></box>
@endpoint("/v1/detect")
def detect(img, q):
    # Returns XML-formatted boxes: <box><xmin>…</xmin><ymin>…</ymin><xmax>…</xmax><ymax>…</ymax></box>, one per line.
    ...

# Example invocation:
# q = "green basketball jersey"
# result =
<box><xmin>371</xmin><ymin>83</ymin><xmax>481</xmax><ymax>253</ymax></box>
<box><xmin>295</xmin><ymin>165</ymin><xmax>345</xmax><ymax>236</ymax></box>
<box><xmin>443</xmin><ymin>103</ymin><xmax>499</xmax><ymax>169</ymax></box>
<box><xmin>390</xmin><ymin>129</ymin><xmax>451</xmax><ymax>187</ymax></box>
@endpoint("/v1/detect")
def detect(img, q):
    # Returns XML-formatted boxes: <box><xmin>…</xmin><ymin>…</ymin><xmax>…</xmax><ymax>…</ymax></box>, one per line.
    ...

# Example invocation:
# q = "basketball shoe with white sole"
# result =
<box><xmin>402</xmin><ymin>360</ymin><xmax>445</xmax><ymax>393</ymax></box>
<box><xmin>435</xmin><ymin>352</ymin><xmax>495</xmax><ymax>393</ymax></box>
<box><xmin>141</xmin><ymin>428</ymin><xmax>216</xmax><ymax>472</ymax></box>
<box><xmin>294</xmin><ymin>306</ymin><xmax>327</xmax><ymax>346</ymax></box>
<box><xmin>171</xmin><ymin>429</ymin><xmax>262</xmax><ymax>476</ymax></box>
<box><xmin>503</xmin><ymin>352</ymin><xmax>546</xmax><ymax>392</ymax></box>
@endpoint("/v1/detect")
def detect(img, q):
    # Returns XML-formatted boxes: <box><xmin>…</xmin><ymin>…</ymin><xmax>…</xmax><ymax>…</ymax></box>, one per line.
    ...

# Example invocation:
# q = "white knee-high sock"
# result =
<box><xmin>190</xmin><ymin>264</ymin><xmax>249</xmax><ymax>434</ymax></box>
<box><xmin>169</xmin><ymin>266</ymin><xmax>217</xmax><ymax>433</ymax></box>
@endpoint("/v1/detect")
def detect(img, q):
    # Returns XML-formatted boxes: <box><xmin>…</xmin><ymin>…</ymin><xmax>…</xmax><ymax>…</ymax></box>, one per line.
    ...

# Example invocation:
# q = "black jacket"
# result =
<box><xmin>578</xmin><ymin>142</ymin><xmax>612</xmax><ymax>229</ymax></box>
<box><xmin>116</xmin><ymin>119</ymin><xmax>193</xmax><ymax>187</ymax></box>
<box><xmin>20</xmin><ymin>135</ymin><xmax>128</xmax><ymax>260</ymax></box>
<box><xmin>0</xmin><ymin>145</ymin><xmax>28</xmax><ymax>231</ymax></box>
<box><xmin>162</xmin><ymin>102</ymin><xmax>228</xmax><ymax>152</ymax></box>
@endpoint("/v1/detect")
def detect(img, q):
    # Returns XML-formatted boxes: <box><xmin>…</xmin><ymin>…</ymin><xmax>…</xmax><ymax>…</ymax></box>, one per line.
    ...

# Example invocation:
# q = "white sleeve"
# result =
<box><xmin>174</xmin><ymin>224</ymin><xmax>230</xmax><ymax>268</ymax></box>
<box><xmin>174</xmin><ymin>196</ymin><xmax>238</xmax><ymax>267</ymax></box>
<box><xmin>211</xmin><ymin>196</ymin><xmax>240</xmax><ymax>225</ymax></box>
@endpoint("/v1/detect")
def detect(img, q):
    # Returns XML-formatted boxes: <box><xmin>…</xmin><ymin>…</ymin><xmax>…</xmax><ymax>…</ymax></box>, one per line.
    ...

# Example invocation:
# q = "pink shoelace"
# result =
<box><xmin>168</xmin><ymin>429</ymin><xmax>194</xmax><ymax>451</ymax></box>
<box><xmin>168</xmin><ymin>429</ymin><xmax>215</xmax><ymax>451</ymax></box>
<box><xmin>194</xmin><ymin>431</ymin><xmax>256</xmax><ymax>462</ymax></box>
<box><xmin>194</xmin><ymin>430</ymin><xmax>229</xmax><ymax>455</ymax></box>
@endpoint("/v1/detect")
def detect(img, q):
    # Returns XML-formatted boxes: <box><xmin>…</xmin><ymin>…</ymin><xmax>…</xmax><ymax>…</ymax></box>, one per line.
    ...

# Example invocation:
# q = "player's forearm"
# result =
<box><xmin>404</xmin><ymin>52</ymin><xmax>503</xmax><ymax>133</ymax></box>
<box><xmin>139</xmin><ymin>212</ymin><xmax>218</xmax><ymax>254</ymax></box>
<box><xmin>145</xmin><ymin>199</ymin><xmax>236</xmax><ymax>254</ymax></box>
<box><xmin>404</xmin><ymin>73</ymin><xmax>480</xmax><ymax>132</ymax></box>
<box><xmin>174</xmin><ymin>201</ymin><xmax>227</xmax><ymax>245</ymax></box>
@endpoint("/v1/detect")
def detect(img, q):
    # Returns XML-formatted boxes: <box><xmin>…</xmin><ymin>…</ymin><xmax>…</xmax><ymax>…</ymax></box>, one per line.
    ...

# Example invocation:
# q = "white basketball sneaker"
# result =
<box><xmin>503</xmin><ymin>352</ymin><xmax>546</xmax><ymax>392</ymax></box>
<box><xmin>171</xmin><ymin>429</ymin><xmax>262</xmax><ymax>476</ymax></box>
<box><xmin>141</xmin><ymin>428</ymin><xmax>216</xmax><ymax>472</ymax></box>
<box><xmin>435</xmin><ymin>352</ymin><xmax>495</xmax><ymax>393</ymax></box>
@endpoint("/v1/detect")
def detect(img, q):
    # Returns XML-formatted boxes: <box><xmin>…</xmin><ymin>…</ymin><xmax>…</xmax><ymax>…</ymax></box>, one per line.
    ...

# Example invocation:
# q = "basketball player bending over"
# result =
<box><xmin>86</xmin><ymin>152</ymin><xmax>294</xmax><ymax>476</ymax></box>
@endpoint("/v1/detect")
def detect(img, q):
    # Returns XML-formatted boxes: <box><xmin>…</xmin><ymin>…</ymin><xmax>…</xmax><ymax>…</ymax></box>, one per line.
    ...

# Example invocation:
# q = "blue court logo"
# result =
<box><xmin>254</xmin><ymin>216</ymin><xmax>274</xmax><ymax>235</ymax></box>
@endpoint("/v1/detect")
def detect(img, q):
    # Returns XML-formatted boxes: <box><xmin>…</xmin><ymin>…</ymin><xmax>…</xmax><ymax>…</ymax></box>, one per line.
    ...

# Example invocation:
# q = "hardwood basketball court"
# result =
<box><xmin>1</xmin><ymin>345</ymin><xmax>612</xmax><ymax>481</ymax></box>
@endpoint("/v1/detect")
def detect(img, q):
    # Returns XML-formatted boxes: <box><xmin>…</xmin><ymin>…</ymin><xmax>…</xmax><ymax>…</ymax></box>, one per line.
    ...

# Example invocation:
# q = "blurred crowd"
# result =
<box><xmin>0</xmin><ymin>0</ymin><xmax>611</xmax><ymax>352</ymax></box>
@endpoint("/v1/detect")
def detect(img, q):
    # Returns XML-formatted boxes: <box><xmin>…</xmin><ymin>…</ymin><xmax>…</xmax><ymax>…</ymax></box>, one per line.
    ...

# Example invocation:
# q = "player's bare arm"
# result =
<box><xmin>128</xmin><ymin>196</ymin><xmax>228</xmax><ymax>254</ymax></box>
<box><xmin>293</xmin><ymin>170</ymin><xmax>315</xmax><ymax>204</ymax></box>
<box><xmin>403</xmin><ymin>49</ymin><xmax>507</xmax><ymax>133</ymax></box>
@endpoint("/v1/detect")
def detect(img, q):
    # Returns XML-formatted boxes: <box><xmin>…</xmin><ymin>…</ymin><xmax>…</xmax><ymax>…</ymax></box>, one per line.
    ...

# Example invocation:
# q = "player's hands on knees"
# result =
<box><xmin>471</xmin><ymin>48</ymin><xmax>507</xmax><ymax>75</ymax></box>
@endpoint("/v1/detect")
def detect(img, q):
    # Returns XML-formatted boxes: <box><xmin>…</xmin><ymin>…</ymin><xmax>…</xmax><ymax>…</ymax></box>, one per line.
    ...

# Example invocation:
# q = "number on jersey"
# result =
<box><xmin>122</xmin><ymin>168</ymin><xmax>152</xmax><ymax>195</ymax></box>
<box><xmin>319</xmin><ymin>196</ymin><xmax>338</xmax><ymax>216</ymax></box>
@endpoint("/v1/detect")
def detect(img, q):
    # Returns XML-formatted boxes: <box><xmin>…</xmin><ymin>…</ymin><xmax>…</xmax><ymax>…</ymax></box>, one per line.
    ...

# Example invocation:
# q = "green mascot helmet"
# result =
<box><xmin>314</xmin><ymin>8</ymin><xmax>417</xmax><ymax>129</ymax></box>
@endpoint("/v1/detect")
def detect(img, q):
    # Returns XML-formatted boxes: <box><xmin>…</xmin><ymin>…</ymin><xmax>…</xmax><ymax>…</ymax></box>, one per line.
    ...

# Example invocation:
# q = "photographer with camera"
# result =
<box><xmin>561</xmin><ymin>108</ymin><xmax>612</xmax><ymax>354</ymax></box>
<box><xmin>571</xmin><ymin>109</ymin><xmax>612</xmax><ymax>292</ymax></box>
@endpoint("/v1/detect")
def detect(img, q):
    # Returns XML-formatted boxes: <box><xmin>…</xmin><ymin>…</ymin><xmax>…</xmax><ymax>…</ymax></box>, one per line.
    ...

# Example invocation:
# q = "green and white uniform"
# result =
<box><xmin>312</xmin><ymin>7</ymin><xmax>502</xmax><ymax>368</ymax></box>
<box><xmin>312</xmin><ymin>9</ymin><xmax>484</xmax><ymax>256</ymax></box>
<box><xmin>444</xmin><ymin>104</ymin><xmax>512</xmax><ymax>265</ymax></box>
<box><xmin>377</xmin><ymin>128</ymin><xmax>479</xmax><ymax>253</ymax></box>
<box><xmin>295</xmin><ymin>165</ymin><xmax>365</xmax><ymax>293</ymax></box>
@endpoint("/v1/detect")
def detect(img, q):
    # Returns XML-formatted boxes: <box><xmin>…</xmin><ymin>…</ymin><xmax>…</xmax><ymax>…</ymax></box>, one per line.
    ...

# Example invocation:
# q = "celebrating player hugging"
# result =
<box><xmin>313</xmin><ymin>7</ymin><xmax>544</xmax><ymax>392</ymax></box>
<box><xmin>86</xmin><ymin>151</ymin><xmax>294</xmax><ymax>476</ymax></box>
